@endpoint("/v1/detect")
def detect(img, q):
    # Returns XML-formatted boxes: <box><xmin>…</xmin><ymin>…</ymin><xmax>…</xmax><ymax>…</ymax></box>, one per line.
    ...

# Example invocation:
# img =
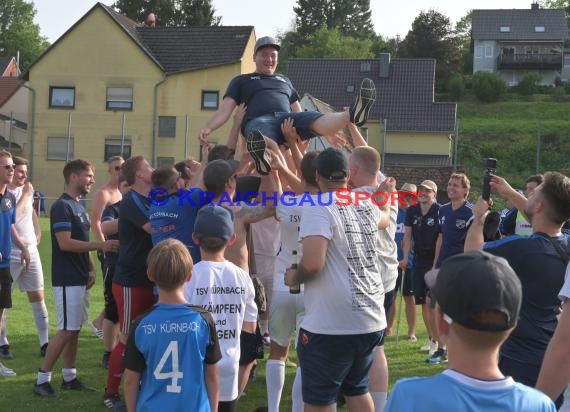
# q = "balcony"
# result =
<box><xmin>498</xmin><ymin>53</ymin><xmax>562</xmax><ymax>70</ymax></box>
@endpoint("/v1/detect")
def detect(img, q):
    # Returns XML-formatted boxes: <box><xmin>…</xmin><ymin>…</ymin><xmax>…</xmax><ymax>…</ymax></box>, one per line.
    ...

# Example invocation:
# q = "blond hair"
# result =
<box><xmin>147</xmin><ymin>239</ymin><xmax>194</xmax><ymax>291</ymax></box>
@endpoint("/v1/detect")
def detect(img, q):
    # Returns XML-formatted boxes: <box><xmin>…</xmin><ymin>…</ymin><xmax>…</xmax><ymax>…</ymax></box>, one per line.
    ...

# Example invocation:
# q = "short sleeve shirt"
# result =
<box><xmin>436</xmin><ymin>201</ymin><xmax>473</xmax><ymax>267</ymax></box>
<box><xmin>101</xmin><ymin>200</ymin><xmax>120</xmax><ymax>266</ymax></box>
<box><xmin>0</xmin><ymin>189</ymin><xmax>16</xmax><ymax>268</ymax></box>
<box><xmin>405</xmin><ymin>202</ymin><xmax>440</xmax><ymax>265</ymax></box>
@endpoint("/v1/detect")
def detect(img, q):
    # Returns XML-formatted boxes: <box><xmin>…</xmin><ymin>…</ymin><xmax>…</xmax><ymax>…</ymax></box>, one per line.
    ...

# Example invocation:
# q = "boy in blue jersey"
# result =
<box><xmin>123</xmin><ymin>238</ymin><xmax>221</xmax><ymax>412</ymax></box>
<box><xmin>385</xmin><ymin>251</ymin><xmax>556</xmax><ymax>412</ymax></box>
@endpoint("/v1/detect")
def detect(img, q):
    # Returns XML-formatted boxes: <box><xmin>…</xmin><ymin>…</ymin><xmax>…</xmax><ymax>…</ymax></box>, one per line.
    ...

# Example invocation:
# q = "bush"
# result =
<box><xmin>446</xmin><ymin>73</ymin><xmax>465</xmax><ymax>100</ymax></box>
<box><xmin>518</xmin><ymin>72</ymin><xmax>543</xmax><ymax>95</ymax></box>
<box><xmin>472</xmin><ymin>71</ymin><xmax>507</xmax><ymax>102</ymax></box>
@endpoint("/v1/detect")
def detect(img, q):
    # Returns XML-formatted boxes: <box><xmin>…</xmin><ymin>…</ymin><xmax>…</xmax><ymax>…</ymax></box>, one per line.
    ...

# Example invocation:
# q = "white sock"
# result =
<box><xmin>37</xmin><ymin>370</ymin><xmax>51</xmax><ymax>385</ymax></box>
<box><xmin>0</xmin><ymin>311</ymin><xmax>8</xmax><ymax>346</ymax></box>
<box><xmin>292</xmin><ymin>366</ymin><xmax>303</xmax><ymax>412</ymax></box>
<box><xmin>266</xmin><ymin>360</ymin><xmax>285</xmax><ymax>412</ymax></box>
<box><xmin>260</xmin><ymin>320</ymin><xmax>269</xmax><ymax>335</ymax></box>
<box><xmin>32</xmin><ymin>301</ymin><xmax>49</xmax><ymax>346</ymax></box>
<box><xmin>371</xmin><ymin>391</ymin><xmax>388</xmax><ymax>412</ymax></box>
<box><xmin>62</xmin><ymin>367</ymin><xmax>77</xmax><ymax>382</ymax></box>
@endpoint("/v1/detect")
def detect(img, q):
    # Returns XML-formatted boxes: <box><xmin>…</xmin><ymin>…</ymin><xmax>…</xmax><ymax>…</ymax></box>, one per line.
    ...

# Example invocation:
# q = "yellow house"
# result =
<box><xmin>22</xmin><ymin>3</ymin><xmax>256</xmax><ymax>200</ymax></box>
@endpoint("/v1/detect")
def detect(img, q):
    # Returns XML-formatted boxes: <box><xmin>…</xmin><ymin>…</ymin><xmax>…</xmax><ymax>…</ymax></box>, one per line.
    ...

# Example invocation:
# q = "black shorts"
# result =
<box><xmin>103</xmin><ymin>264</ymin><xmax>118</xmax><ymax>323</ymax></box>
<box><xmin>412</xmin><ymin>263</ymin><xmax>432</xmax><ymax>305</ymax></box>
<box><xmin>239</xmin><ymin>329</ymin><xmax>263</xmax><ymax>365</ymax></box>
<box><xmin>395</xmin><ymin>267</ymin><xmax>414</xmax><ymax>297</ymax></box>
<box><xmin>0</xmin><ymin>267</ymin><xmax>12</xmax><ymax>309</ymax></box>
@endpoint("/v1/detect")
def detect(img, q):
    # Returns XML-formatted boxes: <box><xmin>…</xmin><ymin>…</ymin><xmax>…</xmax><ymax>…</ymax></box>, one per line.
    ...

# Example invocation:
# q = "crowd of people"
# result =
<box><xmin>0</xmin><ymin>35</ymin><xmax>569</xmax><ymax>412</ymax></box>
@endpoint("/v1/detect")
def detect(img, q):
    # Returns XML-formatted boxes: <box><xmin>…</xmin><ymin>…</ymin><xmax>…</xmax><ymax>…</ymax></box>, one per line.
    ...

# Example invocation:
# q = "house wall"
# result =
<box><xmin>2</xmin><ymin>59</ymin><xmax>20</xmax><ymax>77</ymax></box>
<box><xmin>0</xmin><ymin>87</ymin><xmax>28</xmax><ymax>152</ymax></box>
<box><xmin>384</xmin><ymin>131</ymin><xmax>452</xmax><ymax>156</ymax></box>
<box><xmin>473</xmin><ymin>40</ymin><xmax>498</xmax><ymax>73</ymax></box>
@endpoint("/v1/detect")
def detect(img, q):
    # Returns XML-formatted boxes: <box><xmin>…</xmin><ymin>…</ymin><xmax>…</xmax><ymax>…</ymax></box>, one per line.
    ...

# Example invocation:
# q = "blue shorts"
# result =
<box><xmin>243</xmin><ymin>111</ymin><xmax>324</xmax><ymax>145</ymax></box>
<box><xmin>297</xmin><ymin>328</ymin><xmax>383</xmax><ymax>406</ymax></box>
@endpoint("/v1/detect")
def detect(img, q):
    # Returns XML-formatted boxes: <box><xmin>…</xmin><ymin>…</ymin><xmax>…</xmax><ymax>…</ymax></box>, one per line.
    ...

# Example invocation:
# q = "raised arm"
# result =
<box><xmin>199</xmin><ymin>97</ymin><xmax>238</xmax><ymax>144</ymax></box>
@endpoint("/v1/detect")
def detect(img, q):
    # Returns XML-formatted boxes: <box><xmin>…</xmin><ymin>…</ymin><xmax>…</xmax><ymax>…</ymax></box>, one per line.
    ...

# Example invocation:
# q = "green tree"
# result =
<box><xmin>295</xmin><ymin>27</ymin><xmax>374</xmax><ymax>58</ymax></box>
<box><xmin>0</xmin><ymin>0</ymin><xmax>49</xmax><ymax>70</ymax></box>
<box><xmin>455</xmin><ymin>10</ymin><xmax>473</xmax><ymax>74</ymax></box>
<box><xmin>113</xmin><ymin>0</ymin><xmax>221</xmax><ymax>27</ymax></box>
<box><xmin>399</xmin><ymin>9</ymin><xmax>461</xmax><ymax>85</ymax></box>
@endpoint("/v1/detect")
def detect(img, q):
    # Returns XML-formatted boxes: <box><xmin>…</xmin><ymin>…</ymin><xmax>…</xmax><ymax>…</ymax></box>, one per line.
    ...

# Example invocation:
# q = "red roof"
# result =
<box><xmin>0</xmin><ymin>77</ymin><xmax>22</xmax><ymax>108</ymax></box>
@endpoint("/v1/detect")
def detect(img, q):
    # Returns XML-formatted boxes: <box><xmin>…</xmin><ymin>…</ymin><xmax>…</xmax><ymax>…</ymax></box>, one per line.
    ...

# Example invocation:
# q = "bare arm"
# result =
<box><xmin>101</xmin><ymin>219</ymin><xmax>119</xmax><ymax>236</ymax></box>
<box><xmin>290</xmin><ymin>101</ymin><xmax>302</xmax><ymax>112</ymax></box>
<box><xmin>536</xmin><ymin>298</ymin><xmax>570</xmax><ymax>401</ymax></box>
<box><xmin>347</xmin><ymin>122</ymin><xmax>368</xmax><ymax>148</ymax></box>
<box><xmin>227</xmin><ymin>103</ymin><xmax>246</xmax><ymax>152</ymax></box>
<box><xmin>142</xmin><ymin>222</ymin><xmax>152</xmax><ymax>235</ymax></box>
<box><xmin>281</xmin><ymin>118</ymin><xmax>303</xmax><ymax>172</ymax></box>
<box><xmin>205</xmin><ymin>363</ymin><xmax>219</xmax><ymax>412</ymax></box>
<box><xmin>199</xmin><ymin>97</ymin><xmax>238</xmax><ymax>143</ymax></box>
<box><xmin>490</xmin><ymin>175</ymin><xmax>528</xmax><ymax>219</ymax></box>
<box><xmin>464</xmin><ymin>198</ymin><xmax>490</xmax><ymax>252</ymax></box>
<box><xmin>54</xmin><ymin>231</ymin><xmax>118</xmax><ymax>253</ymax></box>
<box><xmin>233</xmin><ymin>204</ymin><xmax>277</xmax><ymax>225</ymax></box>
<box><xmin>90</xmin><ymin>190</ymin><xmax>108</xmax><ymax>242</ymax></box>
<box><xmin>400</xmin><ymin>226</ymin><xmax>413</xmax><ymax>269</ymax></box>
<box><xmin>285</xmin><ymin>236</ymin><xmax>328</xmax><ymax>287</ymax></box>
<box><xmin>432</xmin><ymin>233</ymin><xmax>442</xmax><ymax>269</ymax></box>
<box><xmin>32</xmin><ymin>210</ymin><xmax>41</xmax><ymax>244</ymax></box>
<box><xmin>123</xmin><ymin>369</ymin><xmax>141</xmax><ymax>412</ymax></box>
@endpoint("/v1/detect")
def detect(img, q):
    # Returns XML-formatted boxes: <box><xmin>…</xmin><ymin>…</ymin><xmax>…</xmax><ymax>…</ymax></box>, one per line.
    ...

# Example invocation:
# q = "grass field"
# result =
<box><xmin>1</xmin><ymin>217</ymin><xmax>443</xmax><ymax>411</ymax></box>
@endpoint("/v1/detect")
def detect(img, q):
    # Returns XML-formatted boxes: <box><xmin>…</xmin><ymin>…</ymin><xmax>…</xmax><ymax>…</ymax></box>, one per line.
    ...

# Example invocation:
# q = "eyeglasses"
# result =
<box><xmin>1</xmin><ymin>164</ymin><xmax>15</xmax><ymax>170</ymax></box>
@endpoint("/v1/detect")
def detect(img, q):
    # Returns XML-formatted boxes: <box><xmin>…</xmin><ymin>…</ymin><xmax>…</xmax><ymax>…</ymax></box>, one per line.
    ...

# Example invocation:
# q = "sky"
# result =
<box><xmin>33</xmin><ymin>0</ymin><xmax>531</xmax><ymax>44</ymax></box>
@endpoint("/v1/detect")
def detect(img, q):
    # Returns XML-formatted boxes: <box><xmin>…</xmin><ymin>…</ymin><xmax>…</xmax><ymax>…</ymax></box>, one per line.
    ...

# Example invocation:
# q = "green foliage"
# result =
<box><xmin>112</xmin><ymin>0</ymin><xmax>221</xmax><ymax>26</ymax></box>
<box><xmin>472</xmin><ymin>71</ymin><xmax>507</xmax><ymax>102</ymax></box>
<box><xmin>0</xmin><ymin>0</ymin><xmax>50</xmax><ymax>70</ymax></box>
<box><xmin>446</xmin><ymin>73</ymin><xmax>465</xmax><ymax>100</ymax></box>
<box><xmin>518</xmin><ymin>72</ymin><xmax>543</xmax><ymax>96</ymax></box>
<box><xmin>295</xmin><ymin>27</ymin><xmax>374</xmax><ymax>59</ymax></box>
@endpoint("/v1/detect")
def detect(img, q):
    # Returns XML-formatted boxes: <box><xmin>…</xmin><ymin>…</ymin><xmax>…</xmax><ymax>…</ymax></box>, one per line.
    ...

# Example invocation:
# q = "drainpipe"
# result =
<box><xmin>152</xmin><ymin>75</ymin><xmax>167</xmax><ymax>167</ymax></box>
<box><xmin>21</xmin><ymin>84</ymin><xmax>36</xmax><ymax>180</ymax></box>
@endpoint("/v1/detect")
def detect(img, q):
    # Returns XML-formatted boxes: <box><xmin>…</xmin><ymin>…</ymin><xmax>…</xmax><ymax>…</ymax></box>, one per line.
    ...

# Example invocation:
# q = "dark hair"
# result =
<box><xmin>526</xmin><ymin>174</ymin><xmax>544</xmax><ymax>186</ymax></box>
<box><xmin>300</xmin><ymin>151</ymin><xmax>320</xmax><ymax>188</ymax></box>
<box><xmin>540</xmin><ymin>172</ymin><xmax>570</xmax><ymax>225</ymax></box>
<box><xmin>13</xmin><ymin>156</ymin><xmax>28</xmax><ymax>166</ymax></box>
<box><xmin>198</xmin><ymin>236</ymin><xmax>226</xmax><ymax>253</ymax></box>
<box><xmin>63</xmin><ymin>159</ymin><xmax>93</xmax><ymax>184</ymax></box>
<box><xmin>208</xmin><ymin>145</ymin><xmax>234</xmax><ymax>162</ymax></box>
<box><xmin>174</xmin><ymin>161</ymin><xmax>190</xmax><ymax>180</ymax></box>
<box><xmin>151</xmin><ymin>167</ymin><xmax>178</xmax><ymax>189</ymax></box>
<box><xmin>121</xmin><ymin>155</ymin><xmax>145</xmax><ymax>185</ymax></box>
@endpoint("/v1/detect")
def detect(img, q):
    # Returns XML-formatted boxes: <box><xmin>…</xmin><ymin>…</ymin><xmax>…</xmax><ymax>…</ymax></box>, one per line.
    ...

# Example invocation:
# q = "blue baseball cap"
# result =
<box><xmin>194</xmin><ymin>205</ymin><xmax>234</xmax><ymax>242</ymax></box>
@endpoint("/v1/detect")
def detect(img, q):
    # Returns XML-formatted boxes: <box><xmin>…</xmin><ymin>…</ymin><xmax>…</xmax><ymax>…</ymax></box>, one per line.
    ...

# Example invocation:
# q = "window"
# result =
<box><xmin>500</xmin><ymin>26</ymin><xmax>510</xmax><ymax>32</ymax></box>
<box><xmin>47</xmin><ymin>137</ymin><xmax>74</xmax><ymax>160</ymax></box>
<box><xmin>201</xmin><ymin>91</ymin><xmax>219</xmax><ymax>110</ymax></box>
<box><xmin>104</xmin><ymin>138</ymin><xmax>132</xmax><ymax>161</ymax></box>
<box><xmin>360</xmin><ymin>62</ymin><xmax>371</xmax><ymax>72</ymax></box>
<box><xmin>535</xmin><ymin>26</ymin><xmax>545</xmax><ymax>32</ymax></box>
<box><xmin>158</xmin><ymin>116</ymin><xmax>176</xmax><ymax>138</ymax></box>
<box><xmin>106</xmin><ymin>87</ymin><xmax>133</xmax><ymax>111</ymax></box>
<box><xmin>564</xmin><ymin>55</ymin><xmax>570</xmax><ymax>67</ymax></box>
<box><xmin>346</xmin><ymin>85</ymin><xmax>355</xmax><ymax>93</ymax></box>
<box><xmin>157</xmin><ymin>157</ymin><xmax>175</xmax><ymax>167</ymax></box>
<box><xmin>475</xmin><ymin>46</ymin><xmax>483</xmax><ymax>58</ymax></box>
<box><xmin>49</xmin><ymin>87</ymin><xmax>75</xmax><ymax>109</ymax></box>
<box><xmin>485</xmin><ymin>45</ymin><xmax>493</xmax><ymax>58</ymax></box>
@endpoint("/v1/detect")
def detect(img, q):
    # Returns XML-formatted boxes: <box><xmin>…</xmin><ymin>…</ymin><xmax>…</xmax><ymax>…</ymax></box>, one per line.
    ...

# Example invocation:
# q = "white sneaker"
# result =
<box><xmin>429</xmin><ymin>340</ymin><xmax>438</xmax><ymax>356</ymax></box>
<box><xmin>0</xmin><ymin>362</ymin><xmax>16</xmax><ymax>377</ymax></box>
<box><xmin>420</xmin><ymin>340</ymin><xmax>431</xmax><ymax>352</ymax></box>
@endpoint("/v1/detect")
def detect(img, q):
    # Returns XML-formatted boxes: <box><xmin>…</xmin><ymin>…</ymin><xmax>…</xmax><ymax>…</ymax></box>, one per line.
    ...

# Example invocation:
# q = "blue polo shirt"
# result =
<box><xmin>484</xmin><ymin>233</ymin><xmax>570</xmax><ymax>368</ymax></box>
<box><xmin>50</xmin><ymin>193</ymin><xmax>91</xmax><ymax>286</ymax></box>
<box><xmin>0</xmin><ymin>189</ymin><xmax>16</xmax><ymax>269</ymax></box>
<box><xmin>436</xmin><ymin>201</ymin><xmax>473</xmax><ymax>267</ymax></box>
<box><xmin>396</xmin><ymin>208</ymin><xmax>413</xmax><ymax>267</ymax></box>
<box><xmin>149</xmin><ymin>189</ymin><xmax>206</xmax><ymax>264</ymax></box>
<box><xmin>114</xmin><ymin>190</ymin><xmax>153</xmax><ymax>288</ymax></box>
<box><xmin>101</xmin><ymin>200</ymin><xmax>120</xmax><ymax>267</ymax></box>
<box><xmin>405</xmin><ymin>202</ymin><xmax>440</xmax><ymax>266</ymax></box>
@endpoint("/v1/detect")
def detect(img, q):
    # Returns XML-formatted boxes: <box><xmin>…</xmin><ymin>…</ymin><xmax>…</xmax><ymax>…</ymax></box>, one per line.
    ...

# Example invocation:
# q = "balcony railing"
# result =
<box><xmin>498</xmin><ymin>53</ymin><xmax>562</xmax><ymax>70</ymax></box>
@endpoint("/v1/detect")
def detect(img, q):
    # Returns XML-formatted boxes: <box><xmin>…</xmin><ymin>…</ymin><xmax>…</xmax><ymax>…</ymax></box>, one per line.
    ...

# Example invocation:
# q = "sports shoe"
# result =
<box><xmin>88</xmin><ymin>321</ymin><xmax>104</xmax><ymax>339</ymax></box>
<box><xmin>408</xmin><ymin>335</ymin><xmax>418</xmax><ymax>343</ymax></box>
<box><xmin>102</xmin><ymin>351</ymin><xmax>111</xmax><ymax>369</ymax></box>
<box><xmin>61</xmin><ymin>377</ymin><xmax>96</xmax><ymax>391</ymax></box>
<box><xmin>40</xmin><ymin>343</ymin><xmax>48</xmax><ymax>357</ymax></box>
<box><xmin>349</xmin><ymin>78</ymin><xmax>376</xmax><ymax>127</ymax></box>
<box><xmin>426</xmin><ymin>348</ymin><xmax>448</xmax><ymax>364</ymax></box>
<box><xmin>0</xmin><ymin>362</ymin><xmax>16</xmax><ymax>377</ymax></box>
<box><xmin>33</xmin><ymin>381</ymin><xmax>58</xmax><ymax>398</ymax></box>
<box><xmin>420</xmin><ymin>340</ymin><xmax>431</xmax><ymax>352</ymax></box>
<box><xmin>262</xmin><ymin>333</ymin><xmax>271</xmax><ymax>346</ymax></box>
<box><xmin>0</xmin><ymin>344</ymin><xmax>14</xmax><ymax>359</ymax></box>
<box><xmin>103</xmin><ymin>393</ymin><xmax>126</xmax><ymax>409</ymax></box>
<box><xmin>246</xmin><ymin>130</ymin><xmax>272</xmax><ymax>175</ymax></box>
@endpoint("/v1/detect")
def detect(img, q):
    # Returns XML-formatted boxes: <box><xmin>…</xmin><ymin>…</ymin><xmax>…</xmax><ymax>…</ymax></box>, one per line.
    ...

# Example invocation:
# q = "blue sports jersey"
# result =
<box><xmin>123</xmin><ymin>303</ymin><xmax>222</xmax><ymax>412</ymax></box>
<box><xmin>484</xmin><ymin>233</ymin><xmax>570</xmax><ymax>368</ymax></box>
<box><xmin>149</xmin><ymin>189</ymin><xmax>206</xmax><ymax>264</ymax></box>
<box><xmin>114</xmin><ymin>190</ymin><xmax>153</xmax><ymax>288</ymax></box>
<box><xmin>385</xmin><ymin>369</ymin><xmax>555</xmax><ymax>412</ymax></box>
<box><xmin>101</xmin><ymin>200</ymin><xmax>120</xmax><ymax>267</ymax></box>
<box><xmin>405</xmin><ymin>203</ymin><xmax>440</xmax><ymax>265</ymax></box>
<box><xmin>50</xmin><ymin>193</ymin><xmax>91</xmax><ymax>286</ymax></box>
<box><xmin>395</xmin><ymin>208</ymin><xmax>413</xmax><ymax>267</ymax></box>
<box><xmin>0</xmin><ymin>189</ymin><xmax>16</xmax><ymax>269</ymax></box>
<box><xmin>436</xmin><ymin>201</ymin><xmax>473</xmax><ymax>267</ymax></box>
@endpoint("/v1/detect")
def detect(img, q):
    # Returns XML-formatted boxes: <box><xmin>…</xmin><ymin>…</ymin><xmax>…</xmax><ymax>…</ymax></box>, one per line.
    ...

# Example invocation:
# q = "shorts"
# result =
<box><xmin>297</xmin><ymin>328</ymin><xmax>382</xmax><ymax>406</ymax></box>
<box><xmin>103</xmin><ymin>264</ymin><xmax>118</xmax><ymax>323</ymax></box>
<box><xmin>10</xmin><ymin>246</ymin><xmax>44</xmax><ymax>292</ymax></box>
<box><xmin>269</xmin><ymin>290</ymin><xmax>305</xmax><ymax>347</ymax></box>
<box><xmin>112</xmin><ymin>283</ymin><xmax>156</xmax><ymax>335</ymax></box>
<box><xmin>239</xmin><ymin>330</ymin><xmax>263</xmax><ymax>365</ymax></box>
<box><xmin>53</xmin><ymin>285</ymin><xmax>89</xmax><ymax>331</ymax></box>
<box><xmin>0</xmin><ymin>267</ymin><xmax>13</xmax><ymax>309</ymax></box>
<box><xmin>395</xmin><ymin>267</ymin><xmax>413</xmax><ymax>297</ymax></box>
<box><xmin>253</xmin><ymin>254</ymin><xmax>276</xmax><ymax>308</ymax></box>
<box><xmin>243</xmin><ymin>111</ymin><xmax>324</xmax><ymax>146</ymax></box>
<box><xmin>413</xmin><ymin>263</ymin><xmax>432</xmax><ymax>305</ymax></box>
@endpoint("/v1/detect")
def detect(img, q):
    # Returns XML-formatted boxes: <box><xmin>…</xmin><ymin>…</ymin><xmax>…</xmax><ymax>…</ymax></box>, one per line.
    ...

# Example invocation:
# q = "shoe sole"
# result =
<box><xmin>33</xmin><ymin>387</ymin><xmax>59</xmax><ymax>398</ymax></box>
<box><xmin>247</xmin><ymin>130</ymin><xmax>272</xmax><ymax>176</ymax></box>
<box><xmin>350</xmin><ymin>78</ymin><xmax>376</xmax><ymax>127</ymax></box>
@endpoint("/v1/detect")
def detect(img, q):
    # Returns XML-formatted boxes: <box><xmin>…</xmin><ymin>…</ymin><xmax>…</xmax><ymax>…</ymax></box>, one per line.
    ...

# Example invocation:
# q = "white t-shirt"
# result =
<box><xmin>357</xmin><ymin>185</ymin><xmax>399</xmax><ymax>292</ymax></box>
<box><xmin>183</xmin><ymin>260</ymin><xmax>257</xmax><ymax>402</ymax></box>
<box><xmin>8</xmin><ymin>186</ymin><xmax>36</xmax><ymax>246</ymax></box>
<box><xmin>299</xmin><ymin>190</ymin><xmax>385</xmax><ymax>335</ymax></box>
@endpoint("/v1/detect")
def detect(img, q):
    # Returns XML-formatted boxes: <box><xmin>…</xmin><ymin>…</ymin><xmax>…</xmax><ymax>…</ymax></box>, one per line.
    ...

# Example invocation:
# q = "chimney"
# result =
<box><xmin>379</xmin><ymin>53</ymin><xmax>391</xmax><ymax>78</ymax></box>
<box><xmin>531</xmin><ymin>2</ymin><xmax>539</xmax><ymax>10</ymax></box>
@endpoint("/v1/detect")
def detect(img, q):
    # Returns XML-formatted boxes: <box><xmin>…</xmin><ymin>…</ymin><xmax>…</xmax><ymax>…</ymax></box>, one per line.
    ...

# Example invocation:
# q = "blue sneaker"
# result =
<box><xmin>426</xmin><ymin>348</ymin><xmax>447</xmax><ymax>364</ymax></box>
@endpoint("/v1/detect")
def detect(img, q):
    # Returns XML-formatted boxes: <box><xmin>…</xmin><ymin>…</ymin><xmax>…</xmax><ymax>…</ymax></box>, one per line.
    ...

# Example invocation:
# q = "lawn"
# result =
<box><xmin>1</xmin><ymin>217</ymin><xmax>443</xmax><ymax>411</ymax></box>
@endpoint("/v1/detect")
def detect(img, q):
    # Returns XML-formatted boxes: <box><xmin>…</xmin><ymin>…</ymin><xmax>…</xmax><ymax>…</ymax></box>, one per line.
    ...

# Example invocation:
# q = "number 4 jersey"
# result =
<box><xmin>123</xmin><ymin>303</ymin><xmax>222</xmax><ymax>412</ymax></box>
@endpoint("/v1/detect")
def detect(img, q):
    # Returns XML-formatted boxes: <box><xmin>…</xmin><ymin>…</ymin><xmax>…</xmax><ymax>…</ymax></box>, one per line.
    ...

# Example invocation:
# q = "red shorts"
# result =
<box><xmin>112</xmin><ymin>283</ymin><xmax>156</xmax><ymax>335</ymax></box>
